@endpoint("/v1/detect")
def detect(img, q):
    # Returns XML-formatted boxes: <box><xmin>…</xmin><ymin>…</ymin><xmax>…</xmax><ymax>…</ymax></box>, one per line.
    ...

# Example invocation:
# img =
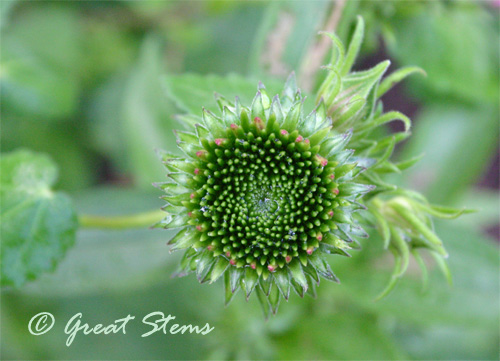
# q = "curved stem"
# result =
<box><xmin>79</xmin><ymin>209</ymin><xmax>165</xmax><ymax>230</ymax></box>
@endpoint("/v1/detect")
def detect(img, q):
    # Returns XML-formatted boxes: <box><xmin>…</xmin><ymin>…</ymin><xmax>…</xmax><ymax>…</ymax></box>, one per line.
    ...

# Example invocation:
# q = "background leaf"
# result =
<box><xmin>163</xmin><ymin>72</ymin><xmax>283</xmax><ymax>115</ymax></box>
<box><xmin>0</xmin><ymin>150</ymin><xmax>78</xmax><ymax>287</ymax></box>
<box><xmin>0</xmin><ymin>4</ymin><xmax>81</xmax><ymax>119</ymax></box>
<box><xmin>248</xmin><ymin>0</ymin><xmax>330</xmax><ymax>79</ymax></box>
<box><xmin>387</xmin><ymin>2</ymin><xmax>499</xmax><ymax>104</ymax></box>
<box><xmin>19</xmin><ymin>187</ymin><xmax>175</xmax><ymax>297</ymax></box>
<box><xmin>399</xmin><ymin>104</ymin><xmax>499</xmax><ymax>204</ymax></box>
<box><xmin>121</xmin><ymin>36</ymin><xmax>179</xmax><ymax>189</ymax></box>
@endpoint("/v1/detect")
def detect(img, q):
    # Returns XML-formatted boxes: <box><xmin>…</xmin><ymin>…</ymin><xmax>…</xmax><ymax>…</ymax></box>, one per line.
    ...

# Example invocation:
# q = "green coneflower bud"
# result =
<box><xmin>156</xmin><ymin>76</ymin><xmax>374</xmax><ymax>315</ymax></box>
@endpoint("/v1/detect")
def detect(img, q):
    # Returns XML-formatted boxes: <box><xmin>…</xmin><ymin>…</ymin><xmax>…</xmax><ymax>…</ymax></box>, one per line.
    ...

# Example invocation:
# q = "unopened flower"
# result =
<box><xmin>156</xmin><ymin>16</ymin><xmax>468</xmax><ymax>312</ymax></box>
<box><xmin>156</xmin><ymin>78</ymin><xmax>373</xmax><ymax>314</ymax></box>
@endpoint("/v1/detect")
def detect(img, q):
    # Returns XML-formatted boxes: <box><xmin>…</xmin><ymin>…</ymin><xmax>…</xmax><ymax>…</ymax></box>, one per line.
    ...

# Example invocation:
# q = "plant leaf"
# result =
<box><xmin>0</xmin><ymin>149</ymin><xmax>78</xmax><ymax>287</ymax></box>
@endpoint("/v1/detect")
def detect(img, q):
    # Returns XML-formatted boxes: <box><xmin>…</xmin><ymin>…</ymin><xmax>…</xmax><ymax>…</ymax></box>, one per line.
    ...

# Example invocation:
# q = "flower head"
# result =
<box><xmin>156</xmin><ymin>77</ymin><xmax>372</xmax><ymax>313</ymax></box>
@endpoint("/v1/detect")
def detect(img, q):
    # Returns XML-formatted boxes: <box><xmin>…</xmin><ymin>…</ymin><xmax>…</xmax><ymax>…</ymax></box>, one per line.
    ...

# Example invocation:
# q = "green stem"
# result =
<box><xmin>79</xmin><ymin>209</ymin><xmax>165</xmax><ymax>230</ymax></box>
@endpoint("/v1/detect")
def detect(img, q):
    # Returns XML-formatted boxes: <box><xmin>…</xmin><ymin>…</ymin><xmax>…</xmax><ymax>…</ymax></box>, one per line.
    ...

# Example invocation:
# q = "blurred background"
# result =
<box><xmin>1</xmin><ymin>0</ymin><xmax>499</xmax><ymax>359</ymax></box>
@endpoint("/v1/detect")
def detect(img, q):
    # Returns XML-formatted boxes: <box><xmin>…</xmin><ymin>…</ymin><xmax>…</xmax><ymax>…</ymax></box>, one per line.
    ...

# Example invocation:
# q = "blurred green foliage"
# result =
<box><xmin>1</xmin><ymin>1</ymin><xmax>498</xmax><ymax>360</ymax></box>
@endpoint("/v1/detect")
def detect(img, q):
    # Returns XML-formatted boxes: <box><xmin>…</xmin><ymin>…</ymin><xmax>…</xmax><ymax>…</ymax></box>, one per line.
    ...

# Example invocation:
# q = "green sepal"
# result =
<box><xmin>377</xmin><ymin>66</ymin><xmax>426</xmax><ymax>98</ymax></box>
<box><xmin>322</xmin><ymin>31</ymin><xmax>345</xmax><ymax>68</ymax></box>
<box><xmin>308</xmin><ymin>125</ymin><xmax>331</xmax><ymax>147</ymax></box>
<box><xmin>173</xmin><ymin>114</ymin><xmax>202</xmax><ymax>128</ymax></box>
<box><xmin>195</xmin><ymin>124</ymin><xmax>210</xmax><ymax>140</ymax></box>
<box><xmin>222</xmin><ymin>106</ymin><xmax>239</xmax><ymax>127</ymax></box>
<box><xmin>202</xmin><ymin>108</ymin><xmax>225</xmax><ymax>136</ymax></box>
<box><xmin>394</xmin><ymin>154</ymin><xmax>425</xmax><ymax>171</ymax></box>
<box><xmin>161</xmin><ymin>192</ymin><xmax>191</xmax><ymax>207</ymax></box>
<box><xmin>411</xmin><ymin>249</ymin><xmax>428</xmax><ymax>290</ymax></box>
<box><xmin>224</xmin><ymin>271</ymin><xmax>238</xmax><ymax>306</ymax></box>
<box><xmin>240</xmin><ymin>108</ymin><xmax>251</xmax><ymax>132</ymax></box>
<box><xmin>177</xmin><ymin>141</ymin><xmax>203</xmax><ymax>158</ymax></box>
<box><xmin>368</xmin><ymin>203</ymin><xmax>391</xmax><ymax>249</ymax></box>
<box><xmin>415</xmin><ymin>203</ymin><xmax>473</xmax><ymax>220</ymax></box>
<box><xmin>162</xmin><ymin>157</ymin><xmax>196</xmax><ymax>174</ymax></box>
<box><xmin>321</xmin><ymin>130</ymin><xmax>352</xmax><ymax>158</ymax></box>
<box><xmin>340</xmin><ymin>60</ymin><xmax>390</xmax><ymax>101</ymax></box>
<box><xmin>329</xmin><ymin>149</ymin><xmax>354</xmax><ymax>166</ymax></box>
<box><xmin>390</xmin><ymin>202</ymin><xmax>448</xmax><ymax>257</ymax></box>
<box><xmin>290</xmin><ymin>277</ymin><xmax>305</xmax><ymax>298</ymax></box>
<box><xmin>281</xmin><ymin>72</ymin><xmax>298</xmax><ymax>108</ymax></box>
<box><xmin>338</xmin><ymin>182</ymin><xmax>375</xmax><ymax>200</ymax></box>
<box><xmin>287</xmin><ymin>259</ymin><xmax>308</xmax><ymax>292</ymax></box>
<box><xmin>308</xmin><ymin>252</ymin><xmax>339</xmax><ymax>283</ymax></box>
<box><xmin>173</xmin><ymin>248</ymin><xmax>198</xmax><ymax>278</ymax></box>
<box><xmin>175</xmin><ymin>129</ymin><xmax>199</xmax><ymax>144</ymax></box>
<box><xmin>430</xmin><ymin>251</ymin><xmax>453</xmax><ymax>286</ymax></box>
<box><xmin>196</xmin><ymin>250</ymin><xmax>216</xmax><ymax>282</ymax></box>
<box><xmin>302</xmin><ymin>263</ymin><xmax>320</xmax><ymax>284</ymax></box>
<box><xmin>251</xmin><ymin>91</ymin><xmax>267</xmax><ymax>121</ymax></box>
<box><xmin>255</xmin><ymin>286</ymin><xmax>271</xmax><ymax>320</ymax></box>
<box><xmin>168</xmin><ymin>229</ymin><xmax>198</xmax><ymax>251</ymax></box>
<box><xmin>373</xmin><ymin>136</ymin><xmax>397</xmax><ymax>168</ymax></box>
<box><xmin>228</xmin><ymin>266</ymin><xmax>243</xmax><ymax>293</ymax></box>
<box><xmin>359</xmin><ymin>111</ymin><xmax>411</xmax><ymax>133</ymax></box>
<box><xmin>270</xmin><ymin>95</ymin><xmax>284</xmax><ymax>124</ymax></box>
<box><xmin>281</xmin><ymin>100</ymin><xmax>302</xmax><ymax>131</ymax></box>
<box><xmin>161</xmin><ymin>205</ymin><xmax>184</xmax><ymax>214</ymax></box>
<box><xmin>268</xmin><ymin>283</ymin><xmax>281</xmax><ymax>314</ymax></box>
<box><xmin>161</xmin><ymin>212</ymin><xmax>191</xmax><ymax>231</ymax></box>
<box><xmin>168</xmin><ymin>172</ymin><xmax>192</xmax><ymax>186</ymax></box>
<box><xmin>374</xmin><ymin>249</ymin><xmax>402</xmax><ymax>301</ymax></box>
<box><xmin>154</xmin><ymin>182</ymin><xmax>190</xmax><ymax>196</ymax></box>
<box><xmin>334</xmin><ymin>163</ymin><xmax>358</xmax><ymax>179</ymax></box>
<box><xmin>273</xmin><ymin>268</ymin><xmax>291</xmax><ymax>300</ymax></box>
<box><xmin>341</xmin><ymin>16</ymin><xmax>364</xmax><ymax>76</ymax></box>
<box><xmin>305</xmin><ymin>275</ymin><xmax>317</xmax><ymax>298</ymax></box>
<box><xmin>214</xmin><ymin>92</ymin><xmax>233</xmax><ymax>111</ymax></box>
<box><xmin>209</xmin><ymin>257</ymin><xmax>230</xmax><ymax>283</ymax></box>
<box><xmin>389</xmin><ymin>226</ymin><xmax>410</xmax><ymax>277</ymax></box>
<box><xmin>260</xmin><ymin>273</ymin><xmax>272</xmax><ymax>296</ymax></box>
<box><xmin>332</xmin><ymin>95</ymin><xmax>365</xmax><ymax>129</ymax></box>
<box><xmin>242</xmin><ymin>267</ymin><xmax>259</xmax><ymax>299</ymax></box>
<box><xmin>156</xmin><ymin>149</ymin><xmax>179</xmax><ymax>163</ymax></box>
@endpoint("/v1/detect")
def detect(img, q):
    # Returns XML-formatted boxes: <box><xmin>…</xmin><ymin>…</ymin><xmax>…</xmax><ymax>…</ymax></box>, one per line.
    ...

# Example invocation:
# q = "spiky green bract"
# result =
<box><xmin>156</xmin><ymin>79</ymin><xmax>371</xmax><ymax>315</ymax></box>
<box><xmin>317</xmin><ymin>17</ymin><xmax>467</xmax><ymax>296</ymax></box>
